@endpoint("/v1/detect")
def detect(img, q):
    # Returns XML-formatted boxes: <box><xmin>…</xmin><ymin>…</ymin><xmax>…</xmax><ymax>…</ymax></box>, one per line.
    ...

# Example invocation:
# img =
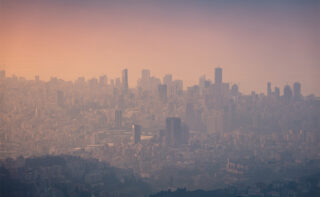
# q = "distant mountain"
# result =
<box><xmin>0</xmin><ymin>155</ymin><xmax>151</xmax><ymax>197</ymax></box>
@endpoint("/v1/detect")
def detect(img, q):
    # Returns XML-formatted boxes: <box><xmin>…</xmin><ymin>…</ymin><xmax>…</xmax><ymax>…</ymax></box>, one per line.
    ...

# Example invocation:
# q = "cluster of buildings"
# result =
<box><xmin>0</xmin><ymin>67</ymin><xmax>319</xmax><ymax>190</ymax></box>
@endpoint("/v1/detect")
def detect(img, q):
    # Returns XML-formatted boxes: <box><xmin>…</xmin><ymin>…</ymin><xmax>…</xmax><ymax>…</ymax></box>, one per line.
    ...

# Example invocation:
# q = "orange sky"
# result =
<box><xmin>1</xmin><ymin>0</ymin><xmax>319</xmax><ymax>95</ymax></box>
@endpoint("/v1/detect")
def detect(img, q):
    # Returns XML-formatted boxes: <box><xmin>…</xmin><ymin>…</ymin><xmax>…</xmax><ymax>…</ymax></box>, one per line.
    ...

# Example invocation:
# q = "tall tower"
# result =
<box><xmin>164</xmin><ymin>117</ymin><xmax>189</xmax><ymax>146</ymax></box>
<box><xmin>293</xmin><ymin>82</ymin><xmax>301</xmax><ymax>100</ymax></box>
<box><xmin>215</xmin><ymin>67</ymin><xmax>222</xmax><ymax>84</ymax></box>
<box><xmin>122</xmin><ymin>69</ymin><xmax>128</xmax><ymax>93</ymax></box>
<box><xmin>283</xmin><ymin>85</ymin><xmax>293</xmax><ymax>102</ymax></box>
<box><xmin>166</xmin><ymin>117</ymin><xmax>181</xmax><ymax>146</ymax></box>
<box><xmin>267</xmin><ymin>82</ymin><xmax>272</xmax><ymax>97</ymax></box>
<box><xmin>274</xmin><ymin>87</ymin><xmax>280</xmax><ymax>98</ymax></box>
<box><xmin>132</xmin><ymin>124</ymin><xmax>141</xmax><ymax>144</ymax></box>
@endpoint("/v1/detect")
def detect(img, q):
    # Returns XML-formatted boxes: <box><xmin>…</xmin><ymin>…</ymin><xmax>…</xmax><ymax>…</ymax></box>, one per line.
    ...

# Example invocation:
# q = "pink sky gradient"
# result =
<box><xmin>1</xmin><ymin>0</ymin><xmax>319</xmax><ymax>95</ymax></box>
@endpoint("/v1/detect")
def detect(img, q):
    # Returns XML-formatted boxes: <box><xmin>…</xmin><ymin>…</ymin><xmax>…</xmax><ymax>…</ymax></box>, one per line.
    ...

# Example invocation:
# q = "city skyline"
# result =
<box><xmin>0</xmin><ymin>67</ymin><xmax>310</xmax><ymax>98</ymax></box>
<box><xmin>1</xmin><ymin>1</ymin><xmax>320</xmax><ymax>196</ymax></box>
<box><xmin>1</xmin><ymin>0</ymin><xmax>319</xmax><ymax>95</ymax></box>
<box><xmin>1</xmin><ymin>61</ymin><xmax>319</xmax><ymax>196</ymax></box>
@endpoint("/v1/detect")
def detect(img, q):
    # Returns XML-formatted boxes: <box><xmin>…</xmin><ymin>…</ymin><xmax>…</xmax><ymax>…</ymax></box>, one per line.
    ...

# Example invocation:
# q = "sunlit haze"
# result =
<box><xmin>1</xmin><ymin>1</ymin><xmax>320</xmax><ymax>196</ymax></box>
<box><xmin>1</xmin><ymin>0</ymin><xmax>319</xmax><ymax>95</ymax></box>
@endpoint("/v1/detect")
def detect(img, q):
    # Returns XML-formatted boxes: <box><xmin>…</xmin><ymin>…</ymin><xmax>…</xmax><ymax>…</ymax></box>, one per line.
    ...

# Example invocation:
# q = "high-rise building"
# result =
<box><xmin>170</xmin><ymin>80</ymin><xmax>183</xmax><ymax>97</ymax></box>
<box><xmin>185</xmin><ymin>103</ymin><xmax>203</xmax><ymax>131</ymax></box>
<box><xmin>132</xmin><ymin>124</ymin><xmax>141</xmax><ymax>144</ymax></box>
<box><xmin>199</xmin><ymin>75</ymin><xmax>207</xmax><ymax>92</ymax></box>
<box><xmin>187</xmin><ymin>85</ymin><xmax>200</xmax><ymax>98</ymax></box>
<box><xmin>158</xmin><ymin>84</ymin><xmax>167</xmax><ymax>102</ymax></box>
<box><xmin>185</xmin><ymin>103</ymin><xmax>194</xmax><ymax>123</ymax></box>
<box><xmin>215</xmin><ymin>67</ymin><xmax>222</xmax><ymax>84</ymax></box>
<box><xmin>166</xmin><ymin>117</ymin><xmax>181</xmax><ymax>146</ymax></box>
<box><xmin>141</xmin><ymin>69</ymin><xmax>150</xmax><ymax>81</ymax></box>
<box><xmin>267</xmin><ymin>82</ymin><xmax>272</xmax><ymax>96</ymax></box>
<box><xmin>115</xmin><ymin>110</ymin><xmax>122</xmax><ymax>129</ymax></box>
<box><xmin>75</xmin><ymin>77</ymin><xmax>85</xmax><ymax>85</ymax></box>
<box><xmin>274</xmin><ymin>87</ymin><xmax>280</xmax><ymax>98</ymax></box>
<box><xmin>88</xmin><ymin>78</ymin><xmax>98</xmax><ymax>87</ymax></box>
<box><xmin>115</xmin><ymin>78</ymin><xmax>121</xmax><ymax>89</ymax></box>
<box><xmin>163</xmin><ymin>117</ymin><xmax>189</xmax><ymax>146</ymax></box>
<box><xmin>110</xmin><ymin>79</ymin><xmax>115</xmax><ymax>89</ymax></box>
<box><xmin>99</xmin><ymin>75</ymin><xmax>107</xmax><ymax>86</ymax></box>
<box><xmin>231</xmin><ymin>84</ymin><xmax>239</xmax><ymax>96</ymax></box>
<box><xmin>163</xmin><ymin>74</ymin><xmax>172</xmax><ymax>85</ymax></box>
<box><xmin>138</xmin><ymin>69</ymin><xmax>152</xmax><ymax>92</ymax></box>
<box><xmin>206</xmin><ymin>110</ymin><xmax>224</xmax><ymax>134</ymax></box>
<box><xmin>283</xmin><ymin>85</ymin><xmax>293</xmax><ymax>102</ymax></box>
<box><xmin>293</xmin><ymin>82</ymin><xmax>301</xmax><ymax>100</ymax></box>
<box><xmin>122</xmin><ymin>69</ymin><xmax>128</xmax><ymax>93</ymax></box>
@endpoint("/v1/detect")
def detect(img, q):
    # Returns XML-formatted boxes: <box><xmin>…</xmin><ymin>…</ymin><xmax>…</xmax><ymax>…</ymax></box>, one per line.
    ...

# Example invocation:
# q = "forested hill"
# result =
<box><xmin>150</xmin><ymin>173</ymin><xmax>320</xmax><ymax>197</ymax></box>
<box><xmin>1</xmin><ymin>155</ymin><xmax>320</xmax><ymax>197</ymax></box>
<box><xmin>0</xmin><ymin>155</ymin><xmax>151</xmax><ymax>197</ymax></box>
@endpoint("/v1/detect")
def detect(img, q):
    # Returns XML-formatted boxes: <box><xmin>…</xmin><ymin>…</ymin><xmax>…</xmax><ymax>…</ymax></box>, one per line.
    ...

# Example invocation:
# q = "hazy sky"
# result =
<box><xmin>1</xmin><ymin>0</ymin><xmax>319</xmax><ymax>95</ymax></box>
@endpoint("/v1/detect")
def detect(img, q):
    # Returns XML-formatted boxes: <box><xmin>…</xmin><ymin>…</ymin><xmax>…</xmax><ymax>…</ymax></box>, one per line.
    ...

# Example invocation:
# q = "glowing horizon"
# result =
<box><xmin>1</xmin><ymin>0</ymin><xmax>319</xmax><ymax>95</ymax></box>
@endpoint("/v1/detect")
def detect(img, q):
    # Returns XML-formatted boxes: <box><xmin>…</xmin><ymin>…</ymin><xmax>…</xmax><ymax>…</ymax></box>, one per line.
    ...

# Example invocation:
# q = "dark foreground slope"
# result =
<box><xmin>0</xmin><ymin>155</ymin><xmax>151</xmax><ymax>197</ymax></box>
<box><xmin>150</xmin><ymin>172</ymin><xmax>320</xmax><ymax>197</ymax></box>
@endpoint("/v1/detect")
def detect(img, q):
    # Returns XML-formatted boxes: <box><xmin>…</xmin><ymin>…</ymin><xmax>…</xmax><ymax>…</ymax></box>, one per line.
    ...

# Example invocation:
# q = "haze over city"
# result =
<box><xmin>0</xmin><ymin>1</ymin><xmax>320</xmax><ymax>197</ymax></box>
<box><xmin>1</xmin><ymin>0</ymin><xmax>319</xmax><ymax>95</ymax></box>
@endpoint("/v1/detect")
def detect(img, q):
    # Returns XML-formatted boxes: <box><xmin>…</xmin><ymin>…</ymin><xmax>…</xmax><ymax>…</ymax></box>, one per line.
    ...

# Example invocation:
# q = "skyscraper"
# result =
<box><xmin>215</xmin><ymin>67</ymin><xmax>222</xmax><ymax>84</ymax></box>
<box><xmin>122</xmin><ymin>69</ymin><xmax>128</xmax><ymax>93</ymax></box>
<box><xmin>274</xmin><ymin>87</ymin><xmax>280</xmax><ymax>98</ymax></box>
<box><xmin>293</xmin><ymin>82</ymin><xmax>301</xmax><ymax>100</ymax></box>
<box><xmin>164</xmin><ymin>117</ymin><xmax>189</xmax><ymax>146</ymax></box>
<box><xmin>267</xmin><ymin>82</ymin><xmax>272</xmax><ymax>96</ymax></box>
<box><xmin>132</xmin><ymin>124</ymin><xmax>141</xmax><ymax>144</ymax></box>
<box><xmin>166</xmin><ymin>117</ymin><xmax>181</xmax><ymax>146</ymax></box>
<box><xmin>283</xmin><ymin>85</ymin><xmax>293</xmax><ymax>102</ymax></box>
